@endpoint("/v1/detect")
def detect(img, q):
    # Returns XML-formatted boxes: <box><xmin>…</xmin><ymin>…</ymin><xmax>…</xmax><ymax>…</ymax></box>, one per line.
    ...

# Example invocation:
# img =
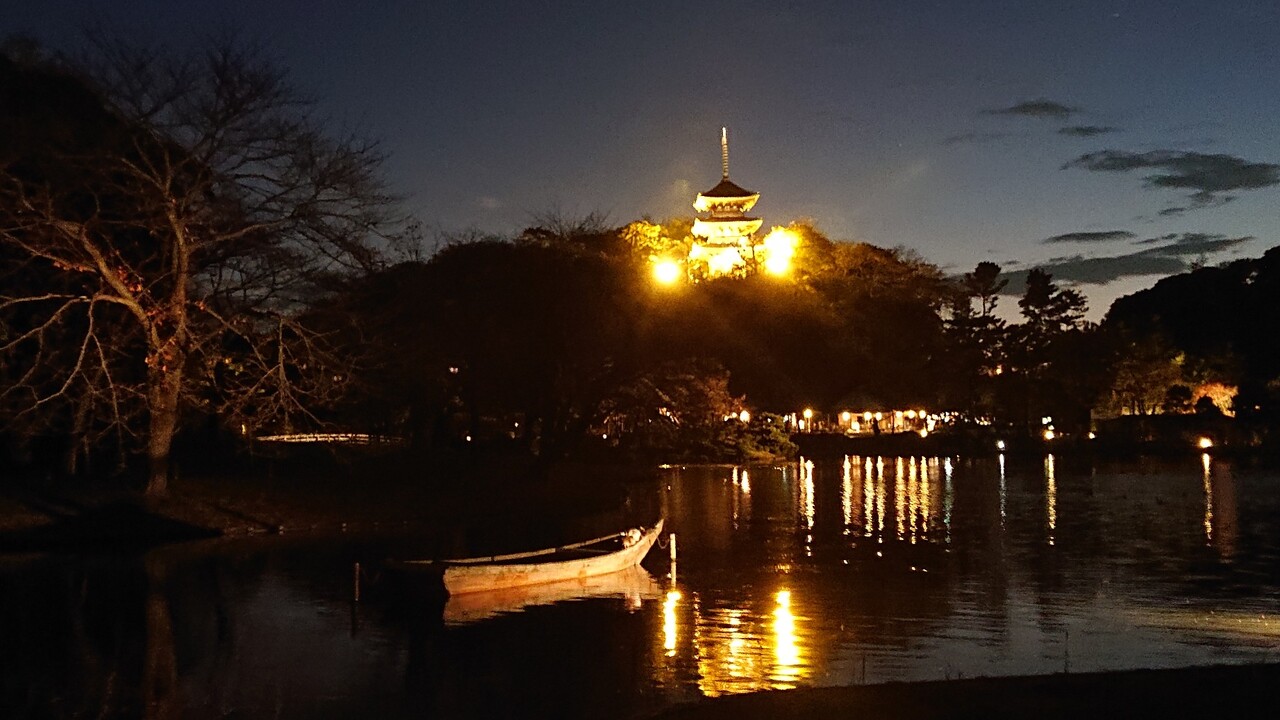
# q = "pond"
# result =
<box><xmin>4</xmin><ymin>454</ymin><xmax>1280</xmax><ymax>718</ymax></box>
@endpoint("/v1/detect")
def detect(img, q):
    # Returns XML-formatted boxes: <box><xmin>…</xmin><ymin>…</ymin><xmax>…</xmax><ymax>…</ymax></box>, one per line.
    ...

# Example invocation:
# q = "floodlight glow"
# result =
<box><xmin>653</xmin><ymin>259</ymin><xmax>681</xmax><ymax>285</ymax></box>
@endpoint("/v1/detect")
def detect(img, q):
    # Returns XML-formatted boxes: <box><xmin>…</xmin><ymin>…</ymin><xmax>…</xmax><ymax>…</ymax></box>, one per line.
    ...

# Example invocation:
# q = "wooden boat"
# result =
<box><xmin>399</xmin><ymin>519</ymin><xmax>664</xmax><ymax>596</ymax></box>
<box><xmin>442</xmin><ymin>565</ymin><xmax>663</xmax><ymax>625</ymax></box>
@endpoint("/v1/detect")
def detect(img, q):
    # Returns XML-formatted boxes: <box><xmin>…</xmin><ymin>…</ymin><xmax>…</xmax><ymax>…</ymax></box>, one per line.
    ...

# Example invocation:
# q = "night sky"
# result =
<box><xmin>5</xmin><ymin>0</ymin><xmax>1279</xmax><ymax>318</ymax></box>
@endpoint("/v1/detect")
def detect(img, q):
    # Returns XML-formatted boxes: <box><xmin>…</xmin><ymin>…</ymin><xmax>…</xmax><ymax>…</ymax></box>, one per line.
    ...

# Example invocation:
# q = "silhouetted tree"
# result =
<box><xmin>0</xmin><ymin>38</ymin><xmax>401</xmax><ymax>495</ymax></box>
<box><xmin>942</xmin><ymin>262</ymin><xmax>1008</xmax><ymax>416</ymax></box>
<box><xmin>1003</xmin><ymin>269</ymin><xmax>1093</xmax><ymax>432</ymax></box>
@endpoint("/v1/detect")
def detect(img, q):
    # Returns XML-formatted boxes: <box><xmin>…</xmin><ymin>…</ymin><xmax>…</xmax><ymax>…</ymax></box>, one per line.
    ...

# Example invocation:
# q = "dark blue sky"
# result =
<box><xmin>6</xmin><ymin>0</ymin><xmax>1278</xmax><ymax>318</ymax></box>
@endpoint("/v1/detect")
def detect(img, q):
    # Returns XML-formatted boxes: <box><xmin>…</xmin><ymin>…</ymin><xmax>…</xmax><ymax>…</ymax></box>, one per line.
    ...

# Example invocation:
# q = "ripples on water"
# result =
<box><xmin>3</xmin><ymin>455</ymin><xmax>1279</xmax><ymax>718</ymax></box>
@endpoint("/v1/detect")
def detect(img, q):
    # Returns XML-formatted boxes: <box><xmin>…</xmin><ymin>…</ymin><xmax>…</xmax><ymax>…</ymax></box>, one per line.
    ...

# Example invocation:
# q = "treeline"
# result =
<box><xmin>1099</xmin><ymin>246</ymin><xmax>1280</xmax><ymax>425</ymax></box>
<box><xmin>3</xmin><ymin>37</ymin><xmax>1277</xmax><ymax>496</ymax></box>
<box><xmin>304</xmin><ymin>218</ymin><xmax>1113</xmax><ymax>462</ymax></box>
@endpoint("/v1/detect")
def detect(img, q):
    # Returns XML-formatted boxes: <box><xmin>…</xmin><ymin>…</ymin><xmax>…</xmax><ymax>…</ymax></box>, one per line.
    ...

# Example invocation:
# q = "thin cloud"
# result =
<box><xmin>1042</xmin><ymin>230</ymin><xmax>1136</xmax><ymax>244</ymax></box>
<box><xmin>986</xmin><ymin>98</ymin><xmax>1076</xmax><ymax>119</ymax></box>
<box><xmin>999</xmin><ymin>233</ymin><xmax>1254</xmax><ymax>293</ymax></box>
<box><xmin>1064</xmin><ymin>149</ymin><xmax>1280</xmax><ymax>206</ymax></box>
<box><xmin>1137</xmin><ymin>232</ymin><xmax>1253</xmax><ymax>257</ymax></box>
<box><xmin>1058</xmin><ymin>125</ymin><xmax>1118</xmax><ymax>137</ymax></box>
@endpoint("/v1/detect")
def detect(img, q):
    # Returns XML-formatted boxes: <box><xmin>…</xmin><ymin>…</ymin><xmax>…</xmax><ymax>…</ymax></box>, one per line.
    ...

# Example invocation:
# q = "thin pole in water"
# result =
<box><xmin>353</xmin><ymin>562</ymin><xmax>361</xmax><ymax>603</ymax></box>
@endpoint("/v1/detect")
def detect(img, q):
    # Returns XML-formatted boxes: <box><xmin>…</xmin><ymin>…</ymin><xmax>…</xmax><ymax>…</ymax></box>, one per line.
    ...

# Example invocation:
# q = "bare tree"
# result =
<box><xmin>0</xmin><ymin>37</ymin><xmax>402</xmax><ymax>496</ymax></box>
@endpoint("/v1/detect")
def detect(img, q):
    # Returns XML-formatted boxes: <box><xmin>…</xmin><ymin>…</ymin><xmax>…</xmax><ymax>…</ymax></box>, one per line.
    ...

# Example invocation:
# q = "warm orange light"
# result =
<box><xmin>802</xmin><ymin>408</ymin><xmax>813</xmax><ymax>419</ymax></box>
<box><xmin>653</xmin><ymin>259</ymin><xmax>682</xmax><ymax>285</ymax></box>
<box><xmin>1043</xmin><ymin>429</ymin><xmax>1055</xmax><ymax>441</ymax></box>
<box><xmin>761</xmin><ymin>227</ymin><xmax>799</xmax><ymax>276</ymax></box>
<box><xmin>663</xmin><ymin>590</ymin><xmax>681</xmax><ymax>655</ymax></box>
<box><xmin>1198</xmin><ymin>437</ymin><xmax>1213</xmax><ymax>449</ymax></box>
<box><xmin>739</xmin><ymin>410</ymin><xmax>751</xmax><ymax>423</ymax></box>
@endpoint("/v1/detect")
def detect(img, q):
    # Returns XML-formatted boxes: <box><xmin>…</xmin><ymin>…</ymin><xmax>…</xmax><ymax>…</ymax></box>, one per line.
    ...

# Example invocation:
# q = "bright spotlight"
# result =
<box><xmin>653</xmin><ymin>259</ymin><xmax>681</xmax><ymax>285</ymax></box>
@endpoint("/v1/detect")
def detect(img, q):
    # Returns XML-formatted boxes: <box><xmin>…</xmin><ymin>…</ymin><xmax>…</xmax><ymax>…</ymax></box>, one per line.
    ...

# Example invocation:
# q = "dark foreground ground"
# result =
<box><xmin>646</xmin><ymin>663</ymin><xmax>1280</xmax><ymax>720</ymax></box>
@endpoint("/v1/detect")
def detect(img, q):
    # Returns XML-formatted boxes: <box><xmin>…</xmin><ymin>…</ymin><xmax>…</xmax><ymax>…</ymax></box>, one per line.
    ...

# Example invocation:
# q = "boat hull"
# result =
<box><xmin>443</xmin><ymin>519</ymin><xmax>664</xmax><ymax>595</ymax></box>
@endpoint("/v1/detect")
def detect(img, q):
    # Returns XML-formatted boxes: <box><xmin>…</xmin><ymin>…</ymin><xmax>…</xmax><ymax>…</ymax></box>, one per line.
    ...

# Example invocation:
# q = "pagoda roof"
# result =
<box><xmin>700</xmin><ymin>177</ymin><xmax>757</xmax><ymax>198</ymax></box>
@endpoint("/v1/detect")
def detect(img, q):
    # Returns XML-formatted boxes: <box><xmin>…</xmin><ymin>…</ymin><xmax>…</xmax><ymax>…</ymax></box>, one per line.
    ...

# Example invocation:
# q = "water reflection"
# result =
<box><xmin>1201</xmin><ymin>453</ymin><xmax>1238</xmax><ymax>557</ymax></box>
<box><xmin>672</xmin><ymin>585</ymin><xmax>810</xmax><ymax>698</ymax></box>
<box><xmin>664</xmin><ymin>590</ymin><xmax>680</xmax><ymax>656</ymax></box>
<box><xmin>1046</xmin><ymin>453</ymin><xmax>1057</xmax><ymax>545</ymax></box>
<box><xmin>771</xmin><ymin>590</ymin><xmax>801</xmax><ymax>687</ymax></box>
<box><xmin>1203</xmin><ymin>453</ymin><xmax>1214</xmax><ymax>543</ymax></box>
<box><xmin>657</xmin><ymin>456</ymin><xmax>1280</xmax><ymax>697</ymax></box>
<box><xmin>7</xmin><ymin>456</ymin><xmax>1280</xmax><ymax>718</ymax></box>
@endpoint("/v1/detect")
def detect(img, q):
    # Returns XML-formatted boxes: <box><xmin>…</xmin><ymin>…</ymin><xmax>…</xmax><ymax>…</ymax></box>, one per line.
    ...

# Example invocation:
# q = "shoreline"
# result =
<box><xmin>0</xmin><ymin>458</ymin><xmax>652</xmax><ymax>553</ymax></box>
<box><xmin>791</xmin><ymin>430</ymin><xmax>1279</xmax><ymax>462</ymax></box>
<box><xmin>644</xmin><ymin>662</ymin><xmax>1280</xmax><ymax>719</ymax></box>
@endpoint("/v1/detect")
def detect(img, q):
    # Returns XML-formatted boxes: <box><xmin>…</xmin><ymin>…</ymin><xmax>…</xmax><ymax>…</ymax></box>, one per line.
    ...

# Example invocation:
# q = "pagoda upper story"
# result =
<box><xmin>691</xmin><ymin>128</ymin><xmax>763</xmax><ymax>245</ymax></box>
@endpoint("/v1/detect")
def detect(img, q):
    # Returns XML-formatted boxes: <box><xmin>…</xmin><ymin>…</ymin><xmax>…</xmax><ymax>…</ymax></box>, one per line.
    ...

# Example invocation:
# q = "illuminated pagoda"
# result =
<box><xmin>689</xmin><ymin>128</ymin><xmax>766</xmax><ymax>277</ymax></box>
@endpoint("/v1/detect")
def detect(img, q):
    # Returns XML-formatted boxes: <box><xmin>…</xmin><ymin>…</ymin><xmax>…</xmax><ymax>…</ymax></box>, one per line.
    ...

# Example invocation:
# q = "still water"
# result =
<box><xmin>4</xmin><ymin>455</ymin><xmax>1280</xmax><ymax>718</ymax></box>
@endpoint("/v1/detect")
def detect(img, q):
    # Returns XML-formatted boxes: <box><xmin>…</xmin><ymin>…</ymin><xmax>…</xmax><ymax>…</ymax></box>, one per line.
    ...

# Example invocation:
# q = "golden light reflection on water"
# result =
<box><xmin>998</xmin><ymin>452</ymin><xmax>1007</xmax><ymax>525</ymax></box>
<box><xmin>1200</xmin><ymin>453</ymin><xmax>1238</xmax><ymax>556</ymax></box>
<box><xmin>1046</xmin><ymin>454</ymin><xmax>1057</xmax><ymax>545</ymax></box>
<box><xmin>653</xmin><ymin>458</ymin><xmax>1278</xmax><ymax>703</ymax></box>
<box><xmin>665</xmin><ymin>585</ymin><xmax>811</xmax><ymax>698</ymax></box>
<box><xmin>731</xmin><ymin>467</ymin><xmax>753</xmax><ymax>529</ymax></box>
<box><xmin>895</xmin><ymin>457</ymin><xmax>907</xmax><ymax>540</ymax></box>
<box><xmin>771</xmin><ymin>590</ymin><xmax>801</xmax><ymax>688</ymax></box>
<box><xmin>863</xmin><ymin>458</ymin><xmax>876</xmax><ymax>538</ymax></box>
<box><xmin>943</xmin><ymin>456</ymin><xmax>953</xmax><ymax>543</ymax></box>
<box><xmin>842</xmin><ymin>456</ymin><xmax>853</xmax><ymax>532</ymax></box>
<box><xmin>907</xmin><ymin>458</ymin><xmax>919</xmax><ymax>543</ymax></box>
<box><xmin>664</xmin><ymin>590</ymin><xmax>681</xmax><ymax>656</ymax></box>
<box><xmin>1202</xmin><ymin>453</ymin><xmax>1214</xmax><ymax>544</ymax></box>
<box><xmin>801</xmin><ymin>458</ymin><xmax>815</xmax><ymax>531</ymax></box>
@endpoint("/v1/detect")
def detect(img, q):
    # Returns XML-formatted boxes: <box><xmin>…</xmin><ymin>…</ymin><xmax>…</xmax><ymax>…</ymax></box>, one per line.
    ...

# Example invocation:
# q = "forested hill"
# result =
<box><xmin>1103</xmin><ymin>246</ymin><xmax>1280</xmax><ymax>404</ymax></box>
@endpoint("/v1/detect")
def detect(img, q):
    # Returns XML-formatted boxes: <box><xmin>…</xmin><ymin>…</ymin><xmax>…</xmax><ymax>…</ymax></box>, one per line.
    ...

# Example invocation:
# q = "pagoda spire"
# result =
<box><xmin>720</xmin><ymin>127</ymin><xmax>730</xmax><ymax>179</ymax></box>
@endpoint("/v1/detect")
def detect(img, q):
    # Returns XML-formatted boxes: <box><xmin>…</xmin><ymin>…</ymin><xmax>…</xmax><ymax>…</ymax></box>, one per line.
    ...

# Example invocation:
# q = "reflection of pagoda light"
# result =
<box><xmin>664</xmin><ymin>591</ymin><xmax>681</xmax><ymax>655</ymax></box>
<box><xmin>773</xmin><ymin>590</ymin><xmax>800</xmax><ymax>684</ymax></box>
